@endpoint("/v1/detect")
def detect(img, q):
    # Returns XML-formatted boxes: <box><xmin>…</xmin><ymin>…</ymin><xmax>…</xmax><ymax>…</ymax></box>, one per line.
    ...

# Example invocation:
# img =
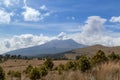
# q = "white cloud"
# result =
<box><xmin>68</xmin><ymin>16</ymin><xmax>120</xmax><ymax>46</ymax></box>
<box><xmin>1</xmin><ymin>0</ymin><xmax>19</xmax><ymax>7</ymax></box>
<box><xmin>57</xmin><ymin>32</ymin><xmax>68</xmax><ymax>40</ymax></box>
<box><xmin>4</xmin><ymin>0</ymin><xmax>11</xmax><ymax>7</ymax></box>
<box><xmin>2</xmin><ymin>16</ymin><xmax>120</xmax><ymax>54</ymax></box>
<box><xmin>0</xmin><ymin>33</ymin><xmax>68</xmax><ymax>54</ymax></box>
<box><xmin>69</xmin><ymin>33</ymin><xmax>120</xmax><ymax>47</ymax></box>
<box><xmin>40</xmin><ymin>5</ymin><xmax>47</xmax><ymax>10</ymax></box>
<box><xmin>22</xmin><ymin>6</ymin><xmax>41</xmax><ymax>21</ymax></box>
<box><xmin>82</xmin><ymin>16</ymin><xmax>107</xmax><ymax>35</ymax></box>
<box><xmin>110</xmin><ymin>16</ymin><xmax>120</xmax><ymax>23</ymax></box>
<box><xmin>0</xmin><ymin>0</ymin><xmax>50</xmax><ymax>22</ymax></box>
<box><xmin>0</xmin><ymin>34</ymin><xmax>52</xmax><ymax>53</ymax></box>
<box><xmin>0</xmin><ymin>9</ymin><xmax>13</xmax><ymax>24</ymax></box>
<box><xmin>22</xmin><ymin>1</ymin><xmax>50</xmax><ymax>21</ymax></box>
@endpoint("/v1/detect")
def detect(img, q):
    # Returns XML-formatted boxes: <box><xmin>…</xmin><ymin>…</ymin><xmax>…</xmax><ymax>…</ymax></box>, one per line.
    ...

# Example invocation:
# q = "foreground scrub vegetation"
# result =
<box><xmin>0</xmin><ymin>50</ymin><xmax>120</xmax><ymax>80</ymax></box>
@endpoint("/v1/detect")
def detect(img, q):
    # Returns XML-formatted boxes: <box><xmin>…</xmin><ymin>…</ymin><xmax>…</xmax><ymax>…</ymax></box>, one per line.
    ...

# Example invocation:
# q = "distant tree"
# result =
<box><xmin>17</xmin><ymin>55</ymin><xmax>22</xmax><ymax>59</ymax></box>
<box><xmin>11</xmin><ymin>55</ymin><xmax>17</xmax><ymax>59</ymax></box>
<box><xmin>0</xmin><ymin>66</ymin><xmax>5</xmax><ymax>80</ymax></box>
<box><xmin>108</xmin><ymin>52</ymin><xmax>120</xmax><ymax>60</ymax></box>
<box><xmin>0</xmin><ymin>55</ymin><xmax>3</xmax><ymax>58</ymax></box>
<box><xmin>5</xmin><ymin>54</ymin><xmax>10</xmax><ymax>59</ymax></box>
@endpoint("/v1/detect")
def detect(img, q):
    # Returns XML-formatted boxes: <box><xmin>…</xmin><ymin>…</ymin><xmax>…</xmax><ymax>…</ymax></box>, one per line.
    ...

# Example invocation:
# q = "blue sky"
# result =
<box><xmin>0</xmin><ymin>0</ymin><xmax>120</xmax><ymax>37</ymax></box>
<box><xmin>1</xmin><ymin>0</ymin><xmax>120</xmax><ymax>53</ymax></box>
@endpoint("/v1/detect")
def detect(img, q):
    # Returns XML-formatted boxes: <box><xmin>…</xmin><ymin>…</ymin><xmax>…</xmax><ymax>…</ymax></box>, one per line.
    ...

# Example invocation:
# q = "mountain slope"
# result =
<box><xmin>64</xmin><ymin>44</ymin><xmax>120</xmax><ymax>59</ymax></box>
<box><xmin>4</xmin><ymin>39</ymin><xmax>85</xmax><ymax>56</ymax></box>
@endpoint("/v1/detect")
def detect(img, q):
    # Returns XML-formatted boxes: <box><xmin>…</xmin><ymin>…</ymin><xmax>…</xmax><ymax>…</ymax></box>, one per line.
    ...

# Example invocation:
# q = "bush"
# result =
<box><xmin>29</xmin><ymin>66</ymin><xmax>48</xmax><ymax>80</ymax></box>
<box><xmin>25</xmin><ymin>65</ymin><xmax>33</xmax><ymax>74</ymax></box>
<box><xmin>57</xmin><ymin>64</ymin><xmax>65</xmax><ymax>74</ymax></box>
<box><xmin>0</xmin><ymin>66</ymin><xmax>5</xmax><ymax>80</ymax></box>
<box><xmin>108</xmin><ymin>52</ymin><xmax>120</xmax><ymax>60</ymax></box>
<box><xmin>64</xmin><ymin>61</ymin><xmax>77</xmax><ymax>71</ymax></box>
<box><xmin>43</xmin><ymin>58</ymin><xmax>54</xmax><ymax>70</ymax></box>
<box><xmin>77</xmin><ymin>55</ymin><xmax>91</xmax><ymax>72</ymax></box>
<box><xmin>8</xmin><ymin>70</ymin><xmax>21</xmax><ymax>78</ymax></box>
<box><xmin>29</xmin><ymin>67</ymin><xmax>41</xmax><ymax>80</ymax></box>
<box><xmin>39</xmin><ymin>65</ymin><xmax>48</xmax><ymax>77</ymax></box>
<box><xmin>91</xmin><ymin>50</ymin><xmax>108</xmax><ymax>65</ymax></box>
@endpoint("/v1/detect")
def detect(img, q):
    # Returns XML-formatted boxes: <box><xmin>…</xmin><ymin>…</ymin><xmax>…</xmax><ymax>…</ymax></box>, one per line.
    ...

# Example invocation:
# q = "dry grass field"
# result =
<box><xmin>0</xmin><ymin>59</ymin><xmax>67</xmax><ymax>72</ymax></box>
<box><xmin>0</xmin><ymin>59</ymin><xmax>68</xmax><ymax>80</ymax></box>
<box><xmin>44</xmin><ymin>61</ymin><xmax>120</xmax><ymax>80</ymax></box>
<box><xmin>0</xmin><ymin>59</ymin><xmax>120</xmax><ymax>80</ymax></box>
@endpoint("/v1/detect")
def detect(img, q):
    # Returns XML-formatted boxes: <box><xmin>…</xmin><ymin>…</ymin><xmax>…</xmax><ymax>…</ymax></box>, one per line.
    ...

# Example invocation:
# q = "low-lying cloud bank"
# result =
<box><xmin>1</xmin><ymin>16</ymin><xmax>120</xmax><ymax>54</ymax></box>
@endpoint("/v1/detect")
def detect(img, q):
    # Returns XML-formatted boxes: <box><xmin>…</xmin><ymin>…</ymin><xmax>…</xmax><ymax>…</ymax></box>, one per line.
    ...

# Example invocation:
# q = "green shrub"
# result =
<box><xmin>29</xmin><ymin>67</ymin><xmax>41</xmax><ymax>80</ymax></box>
<box><xmin>0</xmin><ymin>66</ymin><xmax>5</xmax><ymax>80</ymax></box>
<box><xmin>39</xmin><ymin>65</ymin><xmax>48</xmax><ymax>77</ymax></box>
<box><xmin>77</xmin><ymin>55</ymin><xmax>91</xmax><ymax>72</ymax></box>
<box><xmin>64</xmin><ymin>61</ymin><xmax>77</xmax><ymax>71</ymax></box>
<box><xmin>8</xmin><ymin>70</ymin><xmax>21</xmax><ymax>78</ymax></box>
<box><xmin>91</xmin><ymin>50</ymin><xmax>108</xmax><ymax>65</ymax></box>
<box><xmin>29</xmin><ymin>66</ymin><xmax>48</xmax><ymax>80</ymax></box>
<box><xmin>108</xmin><ymin>52</ymin><xmax>120</xmax><ymax>60</ymax></box>
<box><xmin>25</xmin><ymin>65</ymin><xmax>33</xmax><ymax>74</ymax></box>
<box><xmin>43</xmin><ymin>58</ymin><xmax>54</xmax><ymax>70</ymax></box>
<box><xmin>57</xmin><ymin>64</ymin><xmax>65</xmax><ymax>74</ymax></box>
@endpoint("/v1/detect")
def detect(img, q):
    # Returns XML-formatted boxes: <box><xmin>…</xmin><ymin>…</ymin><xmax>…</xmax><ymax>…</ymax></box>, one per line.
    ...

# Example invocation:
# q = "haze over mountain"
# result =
<box><xmin>5</xmin><ymin>39</ymin><xmax>85</xmax><ymax>56</ymax></box>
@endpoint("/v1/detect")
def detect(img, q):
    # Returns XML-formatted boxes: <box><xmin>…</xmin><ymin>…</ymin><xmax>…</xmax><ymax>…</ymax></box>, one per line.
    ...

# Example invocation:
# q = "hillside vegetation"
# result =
<box><xmin>0</xmin><ymin>50</ymin><xmax>120</xmax><ymax>80</ymax></box>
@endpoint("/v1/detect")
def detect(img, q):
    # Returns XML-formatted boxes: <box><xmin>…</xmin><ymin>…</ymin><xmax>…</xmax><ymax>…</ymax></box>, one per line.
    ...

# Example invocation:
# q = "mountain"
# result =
<box><xmin>64</xmin><ymin>44</ymin><xmax>120</xmax><ymax>59</ymax></box>
<box><xmin>4</xmin><ymin>39</ymin><xmax>86</xmax><ymax>56</ymax></box>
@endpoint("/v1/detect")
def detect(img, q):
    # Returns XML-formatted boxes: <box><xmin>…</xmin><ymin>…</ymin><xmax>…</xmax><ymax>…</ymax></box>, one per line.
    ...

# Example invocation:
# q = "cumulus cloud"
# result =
<box><xmin>0</xmin><ymin>34</ymin><xmax>51</xmax><ymax>53</ymax></box>
<box><xmin>0</xmin><ymin>33</ymin><xmax>68</xmax><ymax>53</ymax></box>
<box><xmin>0</xmin><ymin>0</ymin><xmax>50</xmax><ymax>22</ymax></box>
<box><xmin>0</xmin><ymin>0</ymin><xmax>19</xmax><ymax>7</ymax></box>
<box><xmin>68</xmin><ymin>16</ymin><xmax>120</xmax><ymax>46</ymax></box>
<box><xmin>22</xmin><ymin>0</ymin><xmax>50</xmax><ymax>21</ymax></box>
<box><xmin>0</xmin><ymin>9</ymin><xmax>13</xmax><ymax>24</ymax></box>
<box><xmin>3</xmin><ymin>0</ymin><xmax>19</xmax><ymax>7</ymax></box>
<box><xmin>82</xmin><ymin>16</ymin><xmax>107</xmax><ymax>35</ymax></box>
<box><xmin>22</xmin><ymin>6</ymin><xmax>41</xmax><ymax>21</ymax></box>
<box><xmin>1</xmin><ymin>16</ymin><xmax>120</xmax><ymax>54</ymax></box>
<box><xmin>110</xmin><ymin>16</ymin><xmax>120</xmax><ymax>23</ymax></box>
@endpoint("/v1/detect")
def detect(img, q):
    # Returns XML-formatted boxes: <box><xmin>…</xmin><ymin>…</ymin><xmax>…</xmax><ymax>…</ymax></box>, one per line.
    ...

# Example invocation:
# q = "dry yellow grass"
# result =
<box><xmin>0</xmin><ymin>59</ymin><xmax>68</xmax><ymax>73</ymax></box>
<box><xmin>43</xmin><ymin>61</ymin><xmax>120</xmax><ymax>80</ymax></box>
<box><xmin>0</xmin><ymin>59</ymin><xmax>120</xmax><ymax>80</ymax></box>
<box><xmin>0</xmin><ymin>59</ymin><xmax>68</xmax><ymax>80</ymax></box>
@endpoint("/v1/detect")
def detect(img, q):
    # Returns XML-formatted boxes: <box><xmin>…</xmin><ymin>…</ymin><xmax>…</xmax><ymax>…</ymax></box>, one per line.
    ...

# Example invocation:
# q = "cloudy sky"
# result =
<box><xmin>0</xmin><ymin>0</ymin><xmax>120</xmax><ymax>54</ymax></box>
